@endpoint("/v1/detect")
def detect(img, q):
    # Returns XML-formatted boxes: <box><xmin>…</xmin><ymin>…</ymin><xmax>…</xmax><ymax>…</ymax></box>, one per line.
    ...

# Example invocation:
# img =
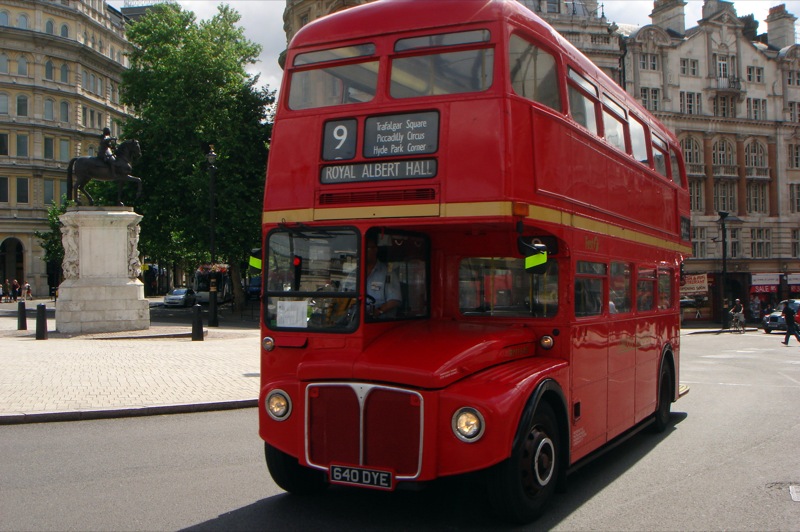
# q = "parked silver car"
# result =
<box><xmin>164</xmin><ymin>287</ymin><xmax>197</xmax><ymax>307</ymax></box>
<box><xmin>762</xmin><ymin>299</ymin><xmax>799</xmax><ymax>333</ymax></box>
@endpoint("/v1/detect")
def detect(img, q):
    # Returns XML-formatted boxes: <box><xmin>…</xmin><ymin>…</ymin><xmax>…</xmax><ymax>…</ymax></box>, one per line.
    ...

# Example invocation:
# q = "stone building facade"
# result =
<box><xmin>0</xmin><ymin>0</ymin><xmax>131</xmax><ymax>297</ymax></box>
<box><xmin>621</xmin><ymin>0</ymin><xmax>800</xmax><ymax>321</ymax></box>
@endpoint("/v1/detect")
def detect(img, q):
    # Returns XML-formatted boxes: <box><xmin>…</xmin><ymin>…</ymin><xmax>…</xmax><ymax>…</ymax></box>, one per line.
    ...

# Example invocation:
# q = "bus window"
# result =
<box><xmin>288</xmin><ymin>61</ymin><xmax>379</xmax><ymax>110</ymax></box>
<box><xmin>575</xmin><ymin>261</ymin><xmax>605</xmax><ymax>317</ymax></box>
<box><xmin>362</xmin><ymin>229</ymin><xmax>429</xmax><ymax>321</ymax></box>
<box><xmin>602</xmin><ymin>95</ymin><xmax>626</xmax><ymax>152</ymax></box>
<box><xmin>391</xmin><ymin>48</ymin><xmax>494</xmax><ymax>98</ymax></box>
<box><xmin>567</xmin><ymin>70</ymin><xmax>598</xmax><ymax>135</ymax></box>
<box><xmin>266</xmin><ymin>227</ymin><xmax>360</xmax><ymax>331</ymax></box>
<box><xmin>636</xmin><ymin>267</ymin><xmax>656</xmax><ymax>312</ymax></box>
<box><xmin>670</xmin><ymin>147</ymin><xmax>684</xmax><ymax>186</ymax></box>
<box><xmin>653</xmin><ymin>135</ymin><xmax>669</xmax><ymax>178</ymax></box>
<box><xmin>658</xmin><ymin>268</ymin><xmax>673</xmax><ymax>309</ymax></box>
<box><xmin>395</xmin><ymin>29</ymin><xmax>490</xmax><ymax>51</ymax></box>
<box><xmin>610</xmin><ymin>261</ymin><xmax>632</xmax><ymax>313</ymax></box>
<box><xmin>294</xmin><ymin>44</ymin><xmax>376</xmax><ymax>66</ymax></box>
<box><xmin>629</xmin><ymin>115</ymin><xmax>649</xmax><ymax>165</ymax></box>
<box><xmin>459</xmin><ymin>257</ymin><xmax>558</xmax><ymax>317</ymax></box>
<box><xmin>508</xmin><ymin>34</ymin><xmax>561</xmax><ymax>111</ymax></box>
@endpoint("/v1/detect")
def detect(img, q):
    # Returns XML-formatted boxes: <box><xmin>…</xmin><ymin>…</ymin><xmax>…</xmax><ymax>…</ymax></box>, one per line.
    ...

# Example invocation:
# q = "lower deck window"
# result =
<box><xmin>459</xmin><ymin>257</ymin><xmax>558</xmax><ymax>317</ymax></box>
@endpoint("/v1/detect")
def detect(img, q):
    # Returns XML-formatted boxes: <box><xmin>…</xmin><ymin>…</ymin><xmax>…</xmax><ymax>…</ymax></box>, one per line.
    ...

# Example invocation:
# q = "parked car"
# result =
<box><xmin>247</xmin><ymin>277</ymin><xmax>262</xmax><ymax>300</ymax></box>
<box><xmin>163</xmin><ymin>287</ymin><xmax>196</xmax><ymax>307</ymax></box>
<box><xmin>762</xmin><ymin>299</ymin><xmax>799</xmax><ymax>333</ymax></box>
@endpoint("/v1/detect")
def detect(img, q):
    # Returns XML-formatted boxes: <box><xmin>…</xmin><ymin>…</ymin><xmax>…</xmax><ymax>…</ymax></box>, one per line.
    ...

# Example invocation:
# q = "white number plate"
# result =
<box><xmin>329</xmin><ymin>465</ymin><xmax>394</xmax><ymax>491</ymax></box>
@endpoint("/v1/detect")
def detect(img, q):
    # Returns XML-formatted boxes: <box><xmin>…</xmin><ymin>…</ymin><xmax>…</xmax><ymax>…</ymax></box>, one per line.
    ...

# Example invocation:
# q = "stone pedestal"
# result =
<box><xmin>56</xmin><ymin>207</ymin><xmax>149</xmax><ymax>334</ymax></box>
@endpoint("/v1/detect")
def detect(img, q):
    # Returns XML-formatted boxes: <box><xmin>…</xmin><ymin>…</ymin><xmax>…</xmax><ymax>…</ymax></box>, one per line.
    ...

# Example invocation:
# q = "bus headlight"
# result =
<box><xmin>540</xmin><ymin>335</ymin><xmax>554</xmax><ymax>350</ymax></box>
<box><xmin>262</xmin><ymin>336</ymin><xmax>275</xmax><ymax>352</ymax></box>
<box><xmin>266</xmin><ymin>390</ymin><xmax>292</xmax><ymax>421</ymax></box>
<box><xmin>452</xmin><ymin>407</ymin><xmax>485</xmax><ymax>442</ymax></box>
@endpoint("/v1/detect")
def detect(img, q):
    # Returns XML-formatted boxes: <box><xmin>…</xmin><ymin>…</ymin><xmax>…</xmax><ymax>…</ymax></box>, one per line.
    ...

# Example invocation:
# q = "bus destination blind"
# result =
<box><xmin>320</xmin><ymin>111</ymin><xmax>439</xmax><ymax>184</ymax></box>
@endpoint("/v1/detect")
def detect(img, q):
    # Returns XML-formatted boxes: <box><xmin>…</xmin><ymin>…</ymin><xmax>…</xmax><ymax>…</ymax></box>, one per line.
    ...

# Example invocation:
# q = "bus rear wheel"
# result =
<box><xmin>265</xmin><ymin>443</ymin><xmax>328</xmax><ymax>495</ymax></box>
<box><xmin>487</xmin><ymin>402</ymin><xmax>560</xmax><ymax>523</ymax></box>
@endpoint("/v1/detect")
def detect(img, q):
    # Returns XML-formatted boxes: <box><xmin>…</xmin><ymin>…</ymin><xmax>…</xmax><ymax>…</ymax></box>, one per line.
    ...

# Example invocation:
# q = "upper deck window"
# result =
<box><xmin>395</xmin><ymin>30</ymin><xmax>490</xmax><ymax>52</ymax></box>
<box><xmin>567</xmin><ymin>69</ymin><xmax>598</xmax><ymax>135</ymax></box>
<box><xmin>391</xmin><ymin>47</ymin><xmax>494</xmax><ymax>99</ymax></box>
<box><xmin>509</xmin><ymin>34</ymin><xmax>561</xmax><ymax>112</ymax></box>
<box><xmin>288</xmin><ymin>61</ymin><xmax>379</xmax><ymax>110</ymax></box>
<box><xmin>294</xmin><ymin>44</ymin><xmax>376</xmax><ymax>66</ymax></box>
<box><xmin>629</xmin><ymin>114</ymin><xmax>649</xmax><ymax>165</ymax></box>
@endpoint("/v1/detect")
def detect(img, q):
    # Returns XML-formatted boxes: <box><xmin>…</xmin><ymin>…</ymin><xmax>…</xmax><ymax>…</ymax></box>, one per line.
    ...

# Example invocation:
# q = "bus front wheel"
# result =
<box><xmin>265</xmin><ymin>443</ymin><xmax>328</xmax><ymax>495</ymax></box>
<box><xmin>487</xmin><ymin>402</ymin><xmax>560</xmax><ymax>524</ymax></box>
<box><xmin>652</xmin><ymin>363</ymin><xmax>673</xmax><ymax>433</ymax></box>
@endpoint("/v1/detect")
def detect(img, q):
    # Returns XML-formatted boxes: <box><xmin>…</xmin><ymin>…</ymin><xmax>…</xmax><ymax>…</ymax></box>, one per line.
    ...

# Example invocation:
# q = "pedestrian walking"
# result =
<box><xmin>24</xmin><ymin>281</ymin><xmax>31</xmax><ymax>300</ymax></box>
<box><xmin>781</xmin><ymin>301</ymin><xmax>800</xmax><ymax>345</ymax></box>
<box><xmin>11</xmin><ymin>279</ymin><xmax>20</xmax><ymax>302</ymax></box>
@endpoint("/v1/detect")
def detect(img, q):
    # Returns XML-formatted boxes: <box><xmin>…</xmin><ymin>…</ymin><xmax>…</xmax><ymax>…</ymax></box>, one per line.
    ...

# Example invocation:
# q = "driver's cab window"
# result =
<box><xmin>357</xmin><ymin>229</ymin><xmax>429</xmax><ymax>322</ymax></box>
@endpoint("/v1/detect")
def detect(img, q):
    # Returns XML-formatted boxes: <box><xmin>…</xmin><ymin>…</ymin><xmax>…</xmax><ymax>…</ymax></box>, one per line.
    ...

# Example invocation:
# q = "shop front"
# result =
<box><xmin>680</xmin><ymin>273</ymin><xmax>710</xmax><ymax>322</ymax></box>
<box><xmin>750</xmin><ymin>273</ymin><xmax>781</xmax><ymax>322</ymax></box>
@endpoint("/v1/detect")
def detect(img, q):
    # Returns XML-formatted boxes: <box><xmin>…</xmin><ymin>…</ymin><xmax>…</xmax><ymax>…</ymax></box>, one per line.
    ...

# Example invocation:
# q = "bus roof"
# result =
<box><xmin>288</xmin><ymin>0</ymin><xmax>677</xmax><ymax>145</ymax></box>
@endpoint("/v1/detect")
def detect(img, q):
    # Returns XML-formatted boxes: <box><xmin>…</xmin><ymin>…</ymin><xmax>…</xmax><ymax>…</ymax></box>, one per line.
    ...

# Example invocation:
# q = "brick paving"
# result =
<box><xmin>0</xmin><ymin>299</ymin><xmax>260</xmax><ymax>424</ymax></box>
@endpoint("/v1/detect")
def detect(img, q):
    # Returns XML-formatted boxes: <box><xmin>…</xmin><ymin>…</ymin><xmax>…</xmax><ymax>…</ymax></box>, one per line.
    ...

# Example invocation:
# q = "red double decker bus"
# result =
<box><xmin>259</xmin><ymin>0</ymin><xmax>690</xmax><ymax>522</ymax></box>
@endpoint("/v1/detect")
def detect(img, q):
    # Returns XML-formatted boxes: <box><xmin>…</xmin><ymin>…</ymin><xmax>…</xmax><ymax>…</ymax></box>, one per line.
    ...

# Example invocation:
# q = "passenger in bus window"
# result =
<box><xmin>365</xmin><ymin>236</ymin><xmax>402</xmax><ymax>319</ymax></box>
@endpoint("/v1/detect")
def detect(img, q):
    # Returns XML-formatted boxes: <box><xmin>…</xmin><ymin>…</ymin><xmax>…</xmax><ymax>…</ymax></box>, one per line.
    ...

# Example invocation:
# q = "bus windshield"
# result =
<box><xmin>266</xmin><ymin>227</ymin><xmax>430</xmax><ymax>331</ymax></box>
<box><xmin>459</xmin><ymin>257</ymin><xmax>558</xmax><ymax>317</ymax></box>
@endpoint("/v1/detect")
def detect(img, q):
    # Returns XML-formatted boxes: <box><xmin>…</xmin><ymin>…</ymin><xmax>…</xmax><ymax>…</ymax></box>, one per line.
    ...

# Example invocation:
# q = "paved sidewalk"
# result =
<box><xmin>0</xmin><ymin>299</ymin><xmax>260</xmax><ymax>424</ymax></box>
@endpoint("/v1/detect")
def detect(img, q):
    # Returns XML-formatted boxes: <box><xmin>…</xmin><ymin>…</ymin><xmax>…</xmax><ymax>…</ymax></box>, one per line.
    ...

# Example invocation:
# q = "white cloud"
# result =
<box><xmin>109</xmin><ymin>0</ymin><xmax>800</xmax><ymax>98</ymax></box>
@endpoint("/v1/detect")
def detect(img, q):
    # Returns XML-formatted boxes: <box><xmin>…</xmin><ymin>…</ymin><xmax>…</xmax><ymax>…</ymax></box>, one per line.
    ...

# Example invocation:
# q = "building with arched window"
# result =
<box><xmin>0</xmin><ymin>0</ymin><xmax>131</xmax><ymax>298</ymax></box>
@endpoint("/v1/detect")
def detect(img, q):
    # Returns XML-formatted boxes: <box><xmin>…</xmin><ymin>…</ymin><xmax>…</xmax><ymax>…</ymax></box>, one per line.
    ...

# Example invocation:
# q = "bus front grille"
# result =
<box><xmin>306</xmin><ymin>383</ymin><xmax>423</xmax><ymax>478</ymax></box>
<box><xmin>318</xmin><ymin>188</ymin><xmax>436</xmax><ymax>205</ymax></box>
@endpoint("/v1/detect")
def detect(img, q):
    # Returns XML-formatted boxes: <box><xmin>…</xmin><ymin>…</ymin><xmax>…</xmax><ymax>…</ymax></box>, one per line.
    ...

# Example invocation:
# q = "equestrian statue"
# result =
<box><xmin>67</xmin><ymin>128</ymin><xmax>142</xmax><ymax>206</ymax></box>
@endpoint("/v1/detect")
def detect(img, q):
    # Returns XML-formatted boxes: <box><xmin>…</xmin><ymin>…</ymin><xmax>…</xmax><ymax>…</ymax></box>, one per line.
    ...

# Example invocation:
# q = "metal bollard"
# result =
<box><xmin>191</xmin><ymin>304</ymin><xmax>204</xmax><ymax>341</ymax></box>
<box><xmin>17</xmin><ymin>301</ymin><xmax>27</xmax><ymax>331</ymax></box>
<box><xmin>36</xmin><ymin>304</ymin><xmax>48</xmax><ymax>340</ymax></box>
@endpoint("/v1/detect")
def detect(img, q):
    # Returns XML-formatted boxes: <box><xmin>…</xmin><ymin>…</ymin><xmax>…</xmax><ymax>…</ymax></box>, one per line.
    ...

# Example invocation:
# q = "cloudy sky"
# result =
<box><xmin>107</xmin><ymin>0</ymin><xmax>800</xmax><ymax>95</ymax></box>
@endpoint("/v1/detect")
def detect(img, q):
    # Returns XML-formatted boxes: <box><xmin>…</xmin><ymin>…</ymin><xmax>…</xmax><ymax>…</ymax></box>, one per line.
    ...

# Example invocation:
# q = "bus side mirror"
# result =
<box><xmin>517</xmin><ymin>237</ymin><xmax>548</xmax><ymax>273</ymax></box>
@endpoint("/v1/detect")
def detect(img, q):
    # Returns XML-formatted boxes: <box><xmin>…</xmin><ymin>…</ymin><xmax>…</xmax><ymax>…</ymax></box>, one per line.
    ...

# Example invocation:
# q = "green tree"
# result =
<box><xmin>120</xmin><ymin>3</ymin><xmax>273</xmax><ymax>304</ymax></box>
<box><xmin>33</xmin><ymin>199</ymin><xmax>72</xmax><ymax>291</ymax></box>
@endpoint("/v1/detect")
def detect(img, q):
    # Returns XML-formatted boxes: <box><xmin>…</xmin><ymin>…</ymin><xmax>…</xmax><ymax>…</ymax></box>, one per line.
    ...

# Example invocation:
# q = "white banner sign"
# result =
<box><xmin>751</xmin><ymin>273</ymin><xmax>780</xmax><ymax>285</ymax></box>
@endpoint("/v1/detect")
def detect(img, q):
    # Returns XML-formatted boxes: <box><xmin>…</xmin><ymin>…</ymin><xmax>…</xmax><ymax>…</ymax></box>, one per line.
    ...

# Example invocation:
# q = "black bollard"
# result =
<box><xmin>36</xmin><ymin>304</ymin><xmax>48</xmax><ymax>340</ymax></box>
<box><xmin>17</xmin><ymin>301</ymin><xmax>27</xmax><ymax>331</ymax></box>
<box><xmin>191</xmin><ymin>304</ymin><xmax>204</xmax><ymax>341</ymax></box>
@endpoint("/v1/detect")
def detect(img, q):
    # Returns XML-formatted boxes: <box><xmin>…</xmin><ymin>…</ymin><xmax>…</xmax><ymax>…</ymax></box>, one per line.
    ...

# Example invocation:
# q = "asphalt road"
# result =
<box><xmin>1</xmin><ymin>329</ymin><xmax>799</xmax><ymax>531</ymax></box>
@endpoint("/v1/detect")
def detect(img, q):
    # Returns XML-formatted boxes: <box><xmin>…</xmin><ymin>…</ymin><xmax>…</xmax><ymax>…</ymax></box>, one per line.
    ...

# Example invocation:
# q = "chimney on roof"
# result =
<box><xmin>651</xmin><ymin>0</ymin><xmax>686</xmax><ymax>34</ymax></box>
<box><xmin>766</xmin><ymin>4</ymin><xmax>798</xmax><ymax>49</ymax></box>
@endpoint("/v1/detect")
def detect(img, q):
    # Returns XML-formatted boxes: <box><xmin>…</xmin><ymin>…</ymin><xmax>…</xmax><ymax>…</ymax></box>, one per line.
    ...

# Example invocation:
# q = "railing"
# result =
<box><xmin>716</xmin><ymin>77</ymin><xmax>741</xmax><ymax>91</ymax></box>
<box><xmin>746</xmin><ymin>166</ymin><xmax>770</xmax><ymax>178</ymax></box>
<box><xmin>713</xmin><ymin>164</ymin><xmax>739</xmax><ymax>177</ymax></box>
<box><xmin>686</xmin><ymin>163</ymin><xmax>706</xmax><ymax>176</ymax></box>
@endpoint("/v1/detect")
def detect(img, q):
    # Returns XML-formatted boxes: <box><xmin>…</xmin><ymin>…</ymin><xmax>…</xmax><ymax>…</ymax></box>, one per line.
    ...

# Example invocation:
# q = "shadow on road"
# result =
<box><xmin>184</xmin><ymin>413</ymin><xmax>687</xmax><ymax>531</ymax></box>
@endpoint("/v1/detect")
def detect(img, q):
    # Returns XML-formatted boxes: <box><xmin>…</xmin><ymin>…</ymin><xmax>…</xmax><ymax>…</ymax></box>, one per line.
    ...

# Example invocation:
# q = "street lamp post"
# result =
<box><xmin>718</xmin><ymin>211</ymin><xmax>729</xmax><ymax>329</ymax></box>
<box><xmin>207</xmin><ymin>147</ymin><xmax>218</xmax><ymax>327</ymax></box>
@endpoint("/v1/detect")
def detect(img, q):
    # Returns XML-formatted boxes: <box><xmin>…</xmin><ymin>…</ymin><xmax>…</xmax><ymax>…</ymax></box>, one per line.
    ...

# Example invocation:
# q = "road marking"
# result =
<box><xmin>791</xmin><ymin>485</ymin><xmax>800</xmax><ymax>502</ymax></box>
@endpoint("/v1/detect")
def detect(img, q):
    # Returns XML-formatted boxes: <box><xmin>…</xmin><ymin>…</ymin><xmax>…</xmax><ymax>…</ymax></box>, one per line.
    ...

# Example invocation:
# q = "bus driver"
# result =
<box><xmin>365</xmin><ymin>235</ymin><xmax>401</xmax><ymax>319</ymax></box>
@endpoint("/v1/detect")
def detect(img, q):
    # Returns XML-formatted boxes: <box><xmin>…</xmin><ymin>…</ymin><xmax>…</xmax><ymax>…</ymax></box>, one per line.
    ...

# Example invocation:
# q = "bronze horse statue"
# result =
<box><xmin>67</xmin><ymin>139</ymin><xmax>142</xmax><ymax>206</ymax></box>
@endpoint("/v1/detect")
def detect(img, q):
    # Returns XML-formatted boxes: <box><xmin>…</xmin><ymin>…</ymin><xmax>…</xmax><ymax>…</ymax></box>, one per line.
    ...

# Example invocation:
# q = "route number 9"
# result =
<box><xmin>323</xmin><ymin>119</ymin><xmax>357</xmax><ymax>161</ymax></box>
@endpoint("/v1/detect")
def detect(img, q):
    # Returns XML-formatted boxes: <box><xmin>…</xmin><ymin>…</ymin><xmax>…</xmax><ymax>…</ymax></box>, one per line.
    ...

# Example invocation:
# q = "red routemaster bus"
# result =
<box><xmin>260</xmin><ymin>0</ymin><xmax>691</xmax><ymax>523</ymax></box>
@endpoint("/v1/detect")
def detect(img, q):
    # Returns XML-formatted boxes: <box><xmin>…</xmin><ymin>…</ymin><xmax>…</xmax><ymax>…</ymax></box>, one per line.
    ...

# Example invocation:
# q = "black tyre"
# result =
<box><xmin>265</xmin><ymin>443</ymin><xmax>328</xmax><ymax>495</ymax></box>
<box><xmin>487</xmin><ymin>402</ymin><xmax>560</xmax><ymax>524</ymax></box>
<box><xmin>652</xmin><ymin>363</ymin><xmax>673</xmax><ymax>433</ymax></box>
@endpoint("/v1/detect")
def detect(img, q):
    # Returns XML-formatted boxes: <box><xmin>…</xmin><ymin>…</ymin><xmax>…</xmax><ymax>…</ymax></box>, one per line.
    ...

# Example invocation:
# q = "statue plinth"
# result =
<box><xmin>56</xmin><ymin>207</ymin><xmax>150</xmax><ymax>334</ymax></box>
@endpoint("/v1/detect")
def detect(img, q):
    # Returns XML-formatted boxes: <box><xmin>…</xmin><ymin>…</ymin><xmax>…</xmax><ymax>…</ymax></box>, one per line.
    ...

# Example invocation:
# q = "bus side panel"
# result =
<box><xmin>634</xmin><ymin>319</ymin><xmax>659</xmax><ymax>422</ymax></box>
<box><xmin>569</xmin><ymin>322</ymin><xmax>608</xmax><ymax>461</ymax></box>
<box><xmin>607</xmin><ymin>319</ymin><xmax>636</xmax><ymax>440</ymax></box>
<box><xmin>531</xmin><ymin>109</ymin><xmax>676</xmax><ymax>237</ymax></box>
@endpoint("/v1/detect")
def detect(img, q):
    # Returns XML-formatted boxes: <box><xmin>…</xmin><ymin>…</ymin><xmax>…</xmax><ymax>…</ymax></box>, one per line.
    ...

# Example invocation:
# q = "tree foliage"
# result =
<box><xmin>119</xmin><ymin>3</ymin><xmax>273</xmax><ymax>299</ymax></box>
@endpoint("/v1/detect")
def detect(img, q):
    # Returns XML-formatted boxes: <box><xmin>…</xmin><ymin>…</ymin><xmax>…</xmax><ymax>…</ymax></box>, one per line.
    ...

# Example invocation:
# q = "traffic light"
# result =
<box><xmin>292</xmin><ymin>255</ymin><xmax>302</xmax><ymax>291</ymax></box>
